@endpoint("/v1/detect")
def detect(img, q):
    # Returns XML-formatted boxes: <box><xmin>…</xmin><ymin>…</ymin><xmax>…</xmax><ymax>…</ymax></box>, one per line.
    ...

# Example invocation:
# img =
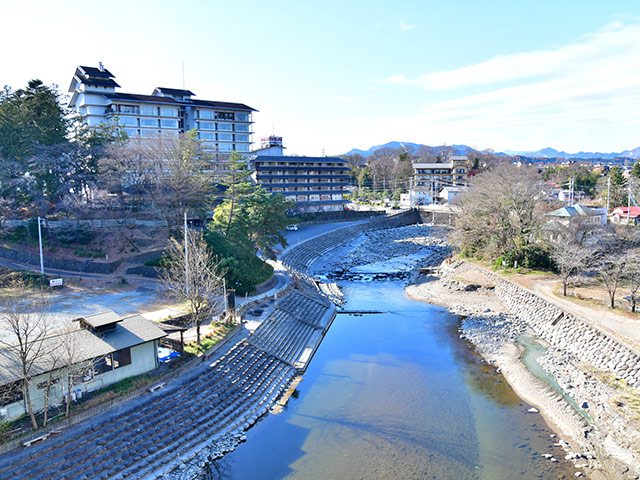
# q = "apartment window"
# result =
<box><xmin>235</xmin><ymin>124</ymin><xmax>249</xmax><ymax>132</ymax></box>
<box><xmin>236</xmin><ymin>113</ymin><xmax>249</xmax><ymax>122</ymax></box>
<box><xmin>216</xmin><ymin>111</ymin><xmax>234</xmax><ymax>121</ymax></box>
<box><xmin>217</xmin><ymin>123</ymin><xmax>232</xmax><ymax>131</ymax></box>
<box><xmin>160</xmin><ymin>107</ymin><xmax>179</xmax><ymax>117</ymax></box>
<box><xmin>140</xmin><ymin>105</ymin><xmax>158</xmax><ymax>115</ymax></box>
<box><xmin>199</xmin><ymin>110</ymin><xmax>215</xmax><ymax>120</ymax></box>
<box><xmin>119</xmin><ymin>116</ymin><xmax>138</xmax><ymax>126</ymax></box>
<box><xmin>218</xmin><ymin>133</ymin><xmax>232</xmax><ymax>141</ymax></box>
<box><xmin>198</xmin><ymin>121</ymin><xmax>215</xmax><ymax>130</ymax></box>
<box><xmin>235</xmin><ymin>134</ymin><xmax>249</xmax><ymax>142</ymax></box>
<box><xmin>161</xmin><ymin>119</ymin><xmax>179</xmax><ymax>128</ymax></box>
<box><xmin>140</xmin><ymin>118</ymin><xmax>158</xmax><ymax>127</ymax></box>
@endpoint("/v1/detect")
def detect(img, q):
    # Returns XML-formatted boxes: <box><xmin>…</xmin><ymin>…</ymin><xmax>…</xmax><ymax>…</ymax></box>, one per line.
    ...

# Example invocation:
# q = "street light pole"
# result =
<box><xmin>37</xmin><ymin>217</ymin><xmax>44</xmax><ymax>276</ymax></box>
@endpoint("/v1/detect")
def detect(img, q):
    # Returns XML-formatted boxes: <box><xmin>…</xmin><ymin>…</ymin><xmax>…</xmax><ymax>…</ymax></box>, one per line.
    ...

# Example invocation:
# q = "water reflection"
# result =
<box><xmin>203</xmin><ymin>280</ymin><xmax>575</xmax><ymax>480</ymax></box>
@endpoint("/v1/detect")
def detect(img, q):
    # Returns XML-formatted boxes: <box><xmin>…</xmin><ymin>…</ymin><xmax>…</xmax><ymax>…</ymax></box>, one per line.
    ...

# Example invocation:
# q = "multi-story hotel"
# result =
<box><xmin>413</xmin><ymin>155</ymin><xmax>469</xmax><ymax>188</ymax></box>
<box><xmin>251</xmin><ymin>137</ymin><xmax>350</xmax><ymax>212</ymax></box>
<box><xmin>68</xmin><ymin>64</ymin><xmax>256</xmax><ymax>162</ymax></box>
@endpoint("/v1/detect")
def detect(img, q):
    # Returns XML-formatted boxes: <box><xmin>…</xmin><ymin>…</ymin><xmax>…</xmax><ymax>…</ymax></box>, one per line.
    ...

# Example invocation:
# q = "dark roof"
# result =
<box><xmin>75</xmin><ymin>311</ymin><xmax>122</xmax><ymax>328</ymax></box>
<box><xmin>154</xmin><ymin>87</ymin><xmax>196</xmax><ymax>96</ymax></box>
<box><xmin>190</xmin><ymin>99</ymin><xmax>256</xmax><ymax>111</ymax></box>
<box><xmin>79</xmin><ymin>65</ymin><xmax>116</xmax><ymax>78</ymax></box>
<box><xmin>102</xmin><ymin>92</ymin><xmax>256</xmax><ymax>111</ymax></box>
<box><xmin>104</xmin><ymin>92</ymin><xmax>182</xmax><ymax>104</ymax></box>
<box><xmin>254</xmin><ymin>155</ymin><xmax>348</xmax><ymax>164</ymax></box>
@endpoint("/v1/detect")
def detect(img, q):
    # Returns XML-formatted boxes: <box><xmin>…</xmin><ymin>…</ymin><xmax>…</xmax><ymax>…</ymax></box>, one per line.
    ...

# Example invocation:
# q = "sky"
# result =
<box><xmin>2</xmin><ymin>0</ymin><xmax>640</xmax><ymax>156</ymax></box>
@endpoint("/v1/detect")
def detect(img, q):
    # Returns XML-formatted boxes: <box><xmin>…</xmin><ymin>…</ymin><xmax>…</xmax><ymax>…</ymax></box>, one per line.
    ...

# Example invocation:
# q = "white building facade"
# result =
<box><xmin>68</xmin><ymin>65</ymin><xmax>256</xmax><ymax>163</ymax></box>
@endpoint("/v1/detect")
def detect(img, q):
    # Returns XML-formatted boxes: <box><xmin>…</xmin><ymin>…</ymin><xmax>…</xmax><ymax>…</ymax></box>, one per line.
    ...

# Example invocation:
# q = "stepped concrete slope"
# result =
<box><xmin>0</xmin><ymin>286</ymin><xmax>335</xmax><ymax>480</ymax></box>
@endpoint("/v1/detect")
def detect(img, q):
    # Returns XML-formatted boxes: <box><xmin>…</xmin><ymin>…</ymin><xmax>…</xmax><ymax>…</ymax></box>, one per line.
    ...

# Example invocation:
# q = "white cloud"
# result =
<box><xmin>357</xmin><ymin>21</ymin><xmax>640</xmax><ymax>152</ymax></box>
<box><xmin>382</xmin><ymin>21</ymin><xmax>640</xmax><ymax>91</ymax></box>
<box><xmin>400</xmin><ymin>23</ymin><xmax>413</xmax><ymax>32</ymax></box>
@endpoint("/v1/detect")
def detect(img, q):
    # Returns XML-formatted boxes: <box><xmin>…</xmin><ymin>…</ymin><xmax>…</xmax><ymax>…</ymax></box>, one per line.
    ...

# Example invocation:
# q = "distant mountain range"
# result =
<box><xmin>342</xmin><ymin>142</ymin><xmax>640</xmax><ymax>159</ymax></box>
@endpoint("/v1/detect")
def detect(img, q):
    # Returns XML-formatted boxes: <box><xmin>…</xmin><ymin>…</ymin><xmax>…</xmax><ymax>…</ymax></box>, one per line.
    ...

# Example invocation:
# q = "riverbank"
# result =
<box><xmin>406</xmin><ymin>257</ymin><xmax>640</xmax><ymax>480</ymax></box>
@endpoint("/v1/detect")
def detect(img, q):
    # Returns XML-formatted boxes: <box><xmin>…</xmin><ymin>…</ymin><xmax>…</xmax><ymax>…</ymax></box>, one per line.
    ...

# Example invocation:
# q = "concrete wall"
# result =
<box><xmin>0</xmin><ymin>245</ymin><xmax>121</xmax><ymax>274</ymax></box>
<box><xmin>458</xmin><ymin>262</ymin><xmax>640</xmax><ymax>389</ymax></box>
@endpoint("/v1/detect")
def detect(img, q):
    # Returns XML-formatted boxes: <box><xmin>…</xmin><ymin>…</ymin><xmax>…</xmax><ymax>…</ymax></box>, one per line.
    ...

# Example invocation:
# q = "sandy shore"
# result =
<box><xmin>405</xmin><ymin>265</ymin><xmax>623</xmax><ymax>480</ymax></box>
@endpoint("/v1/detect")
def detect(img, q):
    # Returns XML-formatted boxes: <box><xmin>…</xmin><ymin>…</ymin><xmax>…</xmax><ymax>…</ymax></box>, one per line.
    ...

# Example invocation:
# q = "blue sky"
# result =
<box><xmin>2</xmin><ymin>0</ymin><xmax>640</xmax><ymax>155</ymax></box>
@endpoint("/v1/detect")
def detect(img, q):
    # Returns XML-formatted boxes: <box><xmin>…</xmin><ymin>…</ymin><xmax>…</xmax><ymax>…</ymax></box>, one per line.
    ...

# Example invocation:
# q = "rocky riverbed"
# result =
<box><xmin>406</xmin><ymin>257</ymin><xmax>640</xmax><ymax>480</ymax></box>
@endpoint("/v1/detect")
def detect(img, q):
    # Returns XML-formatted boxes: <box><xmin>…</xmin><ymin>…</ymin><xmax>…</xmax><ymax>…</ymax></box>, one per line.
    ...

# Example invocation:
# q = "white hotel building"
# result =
<box><xmin>68</xmin><ymin>64</ymin><xmax>256</xmax><ymax>163</ymax></box>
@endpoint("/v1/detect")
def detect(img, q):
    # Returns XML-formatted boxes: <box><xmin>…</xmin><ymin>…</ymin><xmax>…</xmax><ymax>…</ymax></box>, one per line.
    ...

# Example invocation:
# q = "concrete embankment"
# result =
<box><xmin>409</xmin><ymin>258</ymin><xmax>640</xmax><ymax>480</ymax></box>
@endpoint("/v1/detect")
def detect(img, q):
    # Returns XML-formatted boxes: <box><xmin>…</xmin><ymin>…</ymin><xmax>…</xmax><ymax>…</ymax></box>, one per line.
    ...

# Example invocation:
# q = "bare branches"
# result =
<box><xmin>159</xmin><ymin>231</ymin><xmax>224</xmax><ymax>344</ymax></box>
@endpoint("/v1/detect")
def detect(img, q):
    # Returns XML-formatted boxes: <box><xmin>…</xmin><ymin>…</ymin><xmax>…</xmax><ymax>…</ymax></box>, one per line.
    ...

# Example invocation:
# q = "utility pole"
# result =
<box><xmin>184</xmin><ymin>211</ymin><xmax>189</xmax><ymax>295</ymax></box>
<box><xmin>37</xmin><ymin>217</ymin><xmax>44</xmax><ymax>276</ymax></box>
<box><xmin>628</xmin><ymin>178</ymin><xmax>632</xmax><ymax>225</ymax></box>
<box><xmin>606</xmin><ymin>177</ymin><xmax>611</xmax><ymax>213</ymax></box>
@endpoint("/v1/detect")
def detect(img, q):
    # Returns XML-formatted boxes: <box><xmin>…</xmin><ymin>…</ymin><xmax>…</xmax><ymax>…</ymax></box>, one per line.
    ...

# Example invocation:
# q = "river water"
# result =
<box><xmin>205</xmin><ymin>279</ymin><xmax>576</xmax><ymax>479</ymax></box>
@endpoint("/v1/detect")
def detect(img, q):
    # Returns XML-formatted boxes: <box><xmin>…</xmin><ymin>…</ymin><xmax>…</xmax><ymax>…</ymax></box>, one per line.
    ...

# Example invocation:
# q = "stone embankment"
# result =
<box><xmin>0</xmin><ymin>287</ymin><xmax>335</xmax><ymax>480</ymax></box>
<box><xmin>439</xmin><ymin>261</ymin><xmax>640</xmax><ymax>479</ymax></box>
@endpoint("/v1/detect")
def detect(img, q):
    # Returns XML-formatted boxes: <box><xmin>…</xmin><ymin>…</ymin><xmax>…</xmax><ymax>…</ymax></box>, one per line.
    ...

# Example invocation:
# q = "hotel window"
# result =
<box><xmin>236</xmin><ymin>113</ymin><xmax>249</xmax><ymax>122</ymax></box>
<box><xmin>162</xmin><ymin>130</ymin><xmax>179</xmax><ymax>137</ymax></box>
<box><xmin>199</xmin><ymin>132</ymin><xmax>215</xmax><ymax>140</ymax></box>
<box><xmin>199</xmin><ymin>110</ymin><xmax>215</xmax><ymax>120</ymax></box>
<box><xmin>218</xmin><ymin>123</ymin><xmax>232</xmax><ymax>131</ymax></box>
<box><xmin>161</xmin><ymin>119</ymin><xmax>179</xmax><ymax>128</ymax></box>
<box><xmin>140</xmin><ymin>129</ymin><xmax>159</xmax><ymax>137</ymax></box>
<box><xmin>216</xmin><ymin>111</ymin><xmax>234</xmax><ymax>121</ymax></box>
<box><xmin>160</xmin><ymin>107</ymin><xmax>179</xmax><ymax>117</ymax></box>
<box><xmin>119</xmin><ymin>116</ymin><xmax>138</xmax><ymax>126</ymax></box>
<box><xmin>219</xmin><ymin>143</ymin><xmax>233</xmax><ymax>151</ymax></box>
<box><xmin>141</xmin><ymin>105</ymin><xmax>158</xmax><ymax>115</ymax></box>
<box><xmin>237</xmin><ymin>144</ymin><xmax>249</xmax><ymax>152</ymax></box>
<box><xmin>218</xmin><ymin>133</ymin><xmax>232</xmax><ymax>141</ymax></box>
<box><xmin>140</xmin><ymin>118</ymin><xmax>158</xmax><ymax>127</ymax></box>
<box><xmin>235</xmin><ymin>134</ymin><xmax>249</xmax><ymax>142</ymax></box>
<box><xmin>118</xmin><ymin>104</ymin><xmax>139</xmax><ymax>114</ymax></box>
<box><xmin>198</xmin><ymin>121</ymin><xmax>215</xmax><ymax>130</ymax></box>
<box><xmin>124</xmin><ymin>128</ymin><xmax>138</xmax><ymax>137</ymax></box>
<box><xmin>235</xmin><ymin>124</ymin><xmax>249</xmax><ymax>132</ymax></box>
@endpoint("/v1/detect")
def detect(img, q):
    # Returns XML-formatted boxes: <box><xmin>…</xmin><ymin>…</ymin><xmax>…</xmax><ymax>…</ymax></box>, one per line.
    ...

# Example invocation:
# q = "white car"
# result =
<box><xmin>286</xmin><ymin>224</ymin><xmax>298</xmax><ymax>231</ymax></box>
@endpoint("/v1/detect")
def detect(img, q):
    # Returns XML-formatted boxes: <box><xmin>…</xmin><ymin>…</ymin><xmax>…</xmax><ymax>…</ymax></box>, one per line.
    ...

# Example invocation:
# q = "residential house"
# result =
<box><xmin>610</xmin><ymin>206</ymin><xmax>640</xmax><ymax>225</ymax></box>
<box><xmin>543</xmin><ymin>204</ymin><xmax>607</xmax><ymax>241</ymax></box>
<box><xmin>0</xmin><ymin>311</ymin><xmax>166</xmax><ymax>420</ymax></box>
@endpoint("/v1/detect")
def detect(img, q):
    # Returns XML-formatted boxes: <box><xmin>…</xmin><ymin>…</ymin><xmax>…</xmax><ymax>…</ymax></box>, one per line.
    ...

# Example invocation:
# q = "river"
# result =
<box><xmin>204</xmin><ymin>279</ymin><xmax>576</xmax><ymax>479</ymax></box>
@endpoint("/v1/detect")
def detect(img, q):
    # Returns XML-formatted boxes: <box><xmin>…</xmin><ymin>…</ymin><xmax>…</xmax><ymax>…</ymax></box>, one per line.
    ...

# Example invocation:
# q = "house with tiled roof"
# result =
<box><xmin>543</xmin><ymin>204</ymin><xmax>607</xmax><ymax>241</ymax></box>
<box><xmin>0</xmin><ymin>311</ymin><xmax>166</xmax><ymax>421</ymax></box>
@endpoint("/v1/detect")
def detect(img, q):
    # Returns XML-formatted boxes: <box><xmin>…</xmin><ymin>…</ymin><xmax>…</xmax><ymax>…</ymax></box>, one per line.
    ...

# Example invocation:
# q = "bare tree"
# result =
<box><xmin>0</xmin><ymin>287</ymin><xmax>52</xmax><ymax>430</ymax></box>
<box><xmin>596</xmin><ymin>252</ymin><xmax>626</xmax><ymax>309</ymax></box>
<box><xmin>159</xmin><ymin>231</ymin><xmax>224</xmax><ymax>344</ymax></box>
<box><xmin>455</xmin><ymin>164</ymin><xmax>542</xmax><ymax>262</ymax></box>
<box><xmin>624</xmin><ymin>249</ymin><xmax>640</xmax><ymax>312</ymax></box>
<box><xmin>58</xmin><ymin>328</ymin><xmax>95</xmax><ymax>417</ymax></box>
<box><xmin>550</xmin><ymin>240</ymin><xmax>594</xmax><ymax>296</ymax></box>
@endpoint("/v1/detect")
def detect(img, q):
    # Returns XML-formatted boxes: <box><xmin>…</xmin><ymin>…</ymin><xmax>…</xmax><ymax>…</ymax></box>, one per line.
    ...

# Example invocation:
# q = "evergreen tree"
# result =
<box><xmin>631</xmin><ymin>161</ymin><xmax>640</xmax><ymax>180</ymax></box>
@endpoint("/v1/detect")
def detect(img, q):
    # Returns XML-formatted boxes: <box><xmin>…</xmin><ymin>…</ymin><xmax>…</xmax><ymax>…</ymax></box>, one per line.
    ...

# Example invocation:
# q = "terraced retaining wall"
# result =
<box><xmin>457</xmin><ymin>262</ymin><xmax>640</xmax><ymax>389</ymax></box>
<box><xmin>0</xmin><ymin>245</ymin><xmax>121</xmax><ymax>274</ymax></box>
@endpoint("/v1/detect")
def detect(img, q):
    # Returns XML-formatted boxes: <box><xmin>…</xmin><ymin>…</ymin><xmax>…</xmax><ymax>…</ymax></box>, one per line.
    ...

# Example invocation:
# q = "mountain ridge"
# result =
<box><xmin>343</xmin><ymin>142</ymin><xmax>640</xmax><ymax>159</ymax></box>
